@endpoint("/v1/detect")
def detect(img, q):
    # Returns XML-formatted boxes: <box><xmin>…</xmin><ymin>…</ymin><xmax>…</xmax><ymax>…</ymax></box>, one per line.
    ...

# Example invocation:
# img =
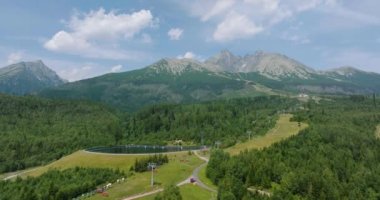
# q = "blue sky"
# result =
<box><xmin>1</xmin><ymin>0</ymin><xmax>380</xmax><ymax>81</ymax></box>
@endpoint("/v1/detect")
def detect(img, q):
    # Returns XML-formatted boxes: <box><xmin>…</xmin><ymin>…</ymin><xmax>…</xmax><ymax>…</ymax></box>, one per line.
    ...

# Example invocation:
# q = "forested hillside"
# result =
<box><xmin>124</xmin><ymin>96</ymin><xmax>297</xmax><ymax>146</ymax></box>
<box><xmin>207</xmin><ymin>97</ymin><xmax>380</xmax><ymax>199</ymax></box>
<box><xmin>0</xmin><ymin>94</ymin><xmax>296</xmax><ymax>174</ymax></box>
<box><xmin>0</xmin><ymin>94</ymin><xmax>122</xmax><ymax>173</ymax></box>
<box><xmin>0</xmin><ymin>167</ymin><xmax>124</xmax><ymax>200</ymax></box>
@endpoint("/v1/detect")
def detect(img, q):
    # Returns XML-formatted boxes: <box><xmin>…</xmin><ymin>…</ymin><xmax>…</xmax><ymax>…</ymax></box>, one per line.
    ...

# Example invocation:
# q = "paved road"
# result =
<box><xmin>191</xmin><ymin>162</ymin><xmax>216</xmax><ymax>192</ymax></box>
<box><xmin>191</xmin><ymin>151</ymin><xmax>216</xmax><ymax>192</ymax></box>
<box><xmin>122</xmin><ymin>150</ymin><xmax>216</xmax><ymax>200</ymax></box>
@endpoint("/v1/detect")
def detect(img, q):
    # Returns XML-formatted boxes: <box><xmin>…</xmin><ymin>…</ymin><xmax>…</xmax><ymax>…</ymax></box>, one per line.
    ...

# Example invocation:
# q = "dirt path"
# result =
<box><xmin>2</xmin><ymin>168</ymin><xmax>40</xmax><ymax>181</ymax></box>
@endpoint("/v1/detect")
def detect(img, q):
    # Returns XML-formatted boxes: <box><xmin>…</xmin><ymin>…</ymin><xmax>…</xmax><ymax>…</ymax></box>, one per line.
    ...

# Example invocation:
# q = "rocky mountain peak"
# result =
<box><xmin>204</xmin><ymin>50</ymin><xmax>241</xmax><ymax>72</ymax></box>
<box><xmin>0</xmin><ymin>60</ymin><xmax>66</xmax><ymax>95</ymax></box>
<box><xmin>204</xmin><ymin>50</ymin><xmax>315</xmax><ymax>80</ymax></box>
<box><xmin>148</xmin><ymin>58</ymin><xmax>206</xmax><ymax>75</ymax></box>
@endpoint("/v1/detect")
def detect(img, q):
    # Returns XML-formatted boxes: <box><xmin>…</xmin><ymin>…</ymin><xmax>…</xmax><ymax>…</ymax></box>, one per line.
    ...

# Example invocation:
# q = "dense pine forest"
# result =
<box><xmin>207</xmin><ymin>97</ymin><xmax>380</xmax><ymax>199</ymax></box>
<box><xmin>0</xmin><ymin>94</ymin><xmax>122</xmax><ymax>173</ymax></box>
<box><xmin>125</xmin><ymin>96</ymin><xmax>297</xmax><ymax>146</ymax></box>
<box><xmin>0</xmin><ymin>94</ymin><xmax>294</xmax><ymax>173</ymax></box>
<box><xmin>0</xmin><ymin>167</ymin><xmax>124</xmax><ymax>200</ymax></box>
<box><xmin>2</xmin><ymin>92</ymin><xmax>380</xmax><ymax>199</ymax></box>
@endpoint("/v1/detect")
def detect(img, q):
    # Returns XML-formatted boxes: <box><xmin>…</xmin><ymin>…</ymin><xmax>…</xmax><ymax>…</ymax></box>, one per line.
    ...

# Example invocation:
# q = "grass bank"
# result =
<box><xmin>226</xmin><ymin>114</ymin><xmax>308</xmax><ymax>155</ymax></box>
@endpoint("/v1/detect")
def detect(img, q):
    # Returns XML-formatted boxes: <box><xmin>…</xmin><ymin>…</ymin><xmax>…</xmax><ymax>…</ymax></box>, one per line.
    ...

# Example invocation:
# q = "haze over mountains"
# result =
<box><xmin>1</xmin><ymin>50</ymin><xmax>379</xmax><ymax>110</ymax></box>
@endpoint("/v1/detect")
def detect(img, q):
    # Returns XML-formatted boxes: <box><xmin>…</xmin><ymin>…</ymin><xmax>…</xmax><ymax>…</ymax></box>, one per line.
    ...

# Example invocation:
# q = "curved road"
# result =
<box><xmin>122</xmin><ymin>150</ymin><xmax>216</xmax><ymax>200</ymax></box>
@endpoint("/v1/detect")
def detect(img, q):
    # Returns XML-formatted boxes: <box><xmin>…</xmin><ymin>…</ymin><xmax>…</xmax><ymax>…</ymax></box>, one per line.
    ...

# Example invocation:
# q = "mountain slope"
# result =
<box><xmin>205</xmin><ymin>50</ymin><xmax>315</xmax><ymax>80</ymax></box>
<box><xmin>0</xmin><ymin>60</ymin><xmax>66</xmax><ymax>95</ymax></box>
<box><xmin>206</xmin><ymin>50</ymin><xmax>380</xmax><ymax>94</ymax></box>
<box><xmin>40</xmin><ymin>58</ymin><xmax>269</xmax><ymax>111</ymax></box>
<box><xmin>39</xmin><ymin>51</ymin><xmax>380</xmax><ymax>111</ymax></box>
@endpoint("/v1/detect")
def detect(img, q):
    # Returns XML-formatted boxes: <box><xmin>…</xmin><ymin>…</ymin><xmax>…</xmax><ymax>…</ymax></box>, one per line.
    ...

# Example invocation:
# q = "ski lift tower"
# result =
<box><xmin>148</xmin><ymin>162</ymin><xmax>157</xmax><ymax>187</ymax></box>
<box><xmin>247</xmin><ymin>130</ymin><xmax>252</xmax><ymax>141</ymax></box>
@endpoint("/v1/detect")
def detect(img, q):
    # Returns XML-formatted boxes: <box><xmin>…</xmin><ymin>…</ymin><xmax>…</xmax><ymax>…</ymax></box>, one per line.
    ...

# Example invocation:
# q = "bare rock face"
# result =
<box><xmin>205</xmin><ymin>50</ymin><xmax>315</xmax><ymax>80</ymax></box>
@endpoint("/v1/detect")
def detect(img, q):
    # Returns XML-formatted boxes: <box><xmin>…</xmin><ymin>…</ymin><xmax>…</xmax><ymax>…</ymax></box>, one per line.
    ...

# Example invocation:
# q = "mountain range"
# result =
<box><xmin>0</xmin><ymin>60</ymin><xmax>66</xmax><ymax>95</ymax></box>
<box><xmin>1</xmin><ymin>50</ymin><xmax>379</xmax><ymax>111</ymax></box>
<box><xmin>38</xmin><ymin>50</ymin><xmax>380</xmax><ymax>111</ymax></box>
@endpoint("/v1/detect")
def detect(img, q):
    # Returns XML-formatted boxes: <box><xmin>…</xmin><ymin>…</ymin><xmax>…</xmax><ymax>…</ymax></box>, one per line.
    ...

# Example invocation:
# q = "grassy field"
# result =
<box><xmin>1</xmin><ymin>150</ymin><xmax>204</xmax><ymax>199</ymax></box>
<box><xmin>226</xmin><ymin>114</ymin><xmax>308</xmax><ymax>155</ymax></box>
<box><xmin>88</xmin><ymin>153</ymin><xmax>203</xmax><ymax>200</ymax></box>
<box><xmin>376</xmin><ymin>125</ymin><xmax>380</xmax><ymax>139</ymax></box>
<box><xmin>17</xmin><ymin>150</ymin><xmax>145</xmax><ymax>178</ymax></box>
<box><xmin>198</xmin><ymin>165</ymin><xmax>217</xmax><ymax>191</ymax></box>
<box><xmin>138</xmin><ymin>184</ymin><xmax>216</xmax><ymax>200</ymax></box>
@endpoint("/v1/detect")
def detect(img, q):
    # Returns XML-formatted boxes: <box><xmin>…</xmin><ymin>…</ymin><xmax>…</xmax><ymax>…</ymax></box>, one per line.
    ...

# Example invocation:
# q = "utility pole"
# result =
<box><xmin>148</xmin><ymin>162</ymin><xmax>156</xmax><ymax>187</ymax></box>
<box><xmin>247</xmin><ymin>131</ymin><xmax>252</xmax><ymax>141</ymax></box>
<box><xmin>215</xmin><ymin>141</ymin><xmax>221</xmax><ymax>149</ymax></box>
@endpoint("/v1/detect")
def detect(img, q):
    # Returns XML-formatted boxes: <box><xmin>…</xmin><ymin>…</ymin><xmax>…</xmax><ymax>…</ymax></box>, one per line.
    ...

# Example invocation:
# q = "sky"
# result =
<box><xmin>1</xmin><ymin>0</ymin><xmax>380</xmax><ymax>81</ymax></box>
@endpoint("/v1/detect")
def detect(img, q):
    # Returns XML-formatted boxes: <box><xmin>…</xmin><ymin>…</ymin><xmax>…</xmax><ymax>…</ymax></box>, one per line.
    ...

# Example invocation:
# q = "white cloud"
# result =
<box><xmin>59</xmin><ymin>65</ymin><xmax>93</xmax><ymax>82</ymax></box>
<box><xmin>7</xmin><ymin>52</ymin><xmax>23</xmax><ymax>64</ymax></box>
<box><xmin>111</xmin><ymin>64</ymin><xmax>123</xmax><ymax>72</ymax></box>
<box><xmin>185</xmin><ymin>0</ymin><xmax>340</xmax><ymax>42</ymax></box>
<box><xmin>168</xmin><ymin>28</ymin><xmax>183</xmax><ymax>40</ymax></box>
<box><xmin>67</xmin><ymin>8</ymin><xmax>154</xmax><ymax>40</ymax></box>
<box><xmin>44</xmin><ymin>31</ymin><xmax>91</xmax><ymax>53</ymax></box>
<box><xmin>177</xmin><ymin>51</ymin><xmax>196</xmax><ymax>59</ymax></box>
<box><xmin>44</xmin><ymin>8</ymin><xmax>156</xmax><ymax>60</ymax></box>
<box><xmin>213</xmin><ymin>12</ymin><xmax>264</xmax><ymax>42</ymax></box>
<box><xmin>201</xmin><ymin>0</ymin><xmax>235</xmax><ymax>21</ymax></box>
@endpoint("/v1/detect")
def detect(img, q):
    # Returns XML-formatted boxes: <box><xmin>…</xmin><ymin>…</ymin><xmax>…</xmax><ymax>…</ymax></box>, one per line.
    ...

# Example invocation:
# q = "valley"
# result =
<box><xmin>2</xmin><ymin>1</ymin><xmax>380</xmax><ymax>199</ymax></box>
<box><xmin>1</xmin><ymin>113</ymin><xmax>309</xmax><ymax>200</ymax></box>
<box><xmin>0</xmin><ymin>59</ymin><xmax>379</xmax><ymax>199</ymax></box>
<box><xmin>1</xmin><ymin>89</ymin><xmax>380</xmax><ymax>199</ymax></box>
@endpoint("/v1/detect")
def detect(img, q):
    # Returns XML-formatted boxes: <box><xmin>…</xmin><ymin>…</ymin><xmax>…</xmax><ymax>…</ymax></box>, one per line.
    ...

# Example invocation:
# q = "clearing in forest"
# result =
<box><xmin>4</xmin><ymin>150</ymin><xmax>204</xmax><ymax>200</ymax></box>
<box><xmin>376</xmin><ymin>125</ymin><xmax>380</xmax><ymax>139</ymax></box>
<box><xmin>226</xmin><ymin>114</ymin><xmax>308</xmax><ymax>155</ymax></box>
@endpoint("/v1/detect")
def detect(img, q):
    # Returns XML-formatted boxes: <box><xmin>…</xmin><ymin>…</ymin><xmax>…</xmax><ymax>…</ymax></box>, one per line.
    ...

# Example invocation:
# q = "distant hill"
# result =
<box><xmin>0</xmin><ymin>60</ymin><xmax>66</xmax><ymax>95</ymax></box>
<box><xmin>39</xmin><ymin>50</ymin><xmax>380</xmax><ymax>111</ymax></box>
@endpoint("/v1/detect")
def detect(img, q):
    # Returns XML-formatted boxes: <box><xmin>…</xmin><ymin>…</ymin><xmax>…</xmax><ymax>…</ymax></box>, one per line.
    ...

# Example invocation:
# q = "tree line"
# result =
<box><xmin>124</xmin><ymin>96</ymin><xmax>297</xmax><ymax>146</ymax></box>
<box><xmin>0</xmin><ymin>94</ymin><xmax>294</xmax><ymax>174</ymax></box>
<box><xmin>0</xmin><ymin>167</ymin><xmax>125</xmax><ymax>200</ymax></box>
<box><xmin>131</xmin><ymin>154</ymin><xmax>169</xmax><ymax>172</ymax></box>
<box><xmin>0</xmin><ymin>94</ymin><xmax>122</xmax><ymax>173</ymax></box>
<box><xmin>206</xmin><ymin>96</ymin><xmax>380</xmax><ymax>199</ymax></box>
